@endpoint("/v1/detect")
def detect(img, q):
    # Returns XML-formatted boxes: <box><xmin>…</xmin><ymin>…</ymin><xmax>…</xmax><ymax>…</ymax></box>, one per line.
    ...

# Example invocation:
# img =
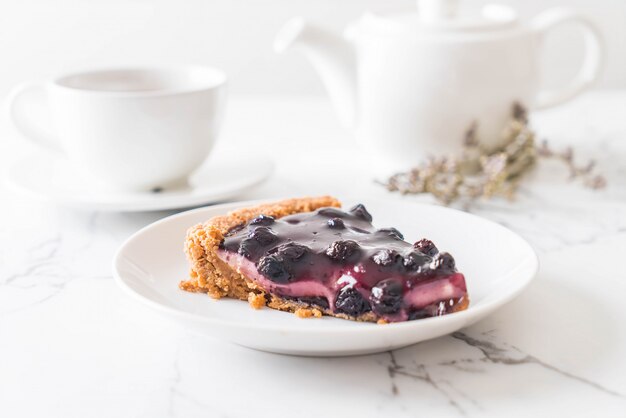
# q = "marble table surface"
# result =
<box><xmin>1</xmin><ymin>93</ymin><xmax>626</xmax><ymax>417</ymax></box>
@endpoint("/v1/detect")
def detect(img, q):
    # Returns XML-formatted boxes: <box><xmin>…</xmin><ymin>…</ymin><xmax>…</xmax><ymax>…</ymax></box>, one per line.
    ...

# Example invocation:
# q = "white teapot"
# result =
<box><xmin>275</xmin><ymin>0</ymin><xmax>603</xmax><ymax>169</ymax></box>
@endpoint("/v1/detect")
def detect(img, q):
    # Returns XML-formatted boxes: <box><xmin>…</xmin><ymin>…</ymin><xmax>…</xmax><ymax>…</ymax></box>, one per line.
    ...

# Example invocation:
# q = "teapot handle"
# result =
<box><xmin>531</xmin><ymin>8</ymin><xmax>604</xmax><ymax>110</ymax></box>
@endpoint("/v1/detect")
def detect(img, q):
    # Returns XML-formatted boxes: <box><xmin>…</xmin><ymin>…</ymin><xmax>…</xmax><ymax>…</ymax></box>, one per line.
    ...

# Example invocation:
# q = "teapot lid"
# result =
<box><xmin>359</xmin><ymin>0</ymin><xmax>518</xmax><ymax>34</ymax></box>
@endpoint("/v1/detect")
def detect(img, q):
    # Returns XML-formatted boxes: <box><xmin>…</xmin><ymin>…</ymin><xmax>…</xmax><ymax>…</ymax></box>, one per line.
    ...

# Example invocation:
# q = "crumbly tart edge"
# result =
<box><xmin>180</xmin><ymin>195</ymin><xmax>469</xmax><ymax>323</ymax></box>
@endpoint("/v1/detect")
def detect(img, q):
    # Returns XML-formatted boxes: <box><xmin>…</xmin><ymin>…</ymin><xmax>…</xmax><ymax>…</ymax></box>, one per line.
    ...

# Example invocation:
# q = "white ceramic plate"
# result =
<box><xmin>113</xmin><ymin>199</ymin><xmax>538</xmax><ymax>356</ymax></box>
<box><xmin>5</xmin><ymin>150</ymin><xmax>273</xmax><ymax>212</ymax></box>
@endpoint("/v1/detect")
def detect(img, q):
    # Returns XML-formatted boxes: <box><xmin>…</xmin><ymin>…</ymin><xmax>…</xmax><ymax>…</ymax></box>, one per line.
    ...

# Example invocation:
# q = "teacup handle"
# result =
<box><xmin>6</xmin><ymin>81</ymin><xmax>63</xmax><ymax>153</ymax></box>
<box><xmin>531</xmin><ymin>8</ymin><xmax>604</xmax><ymax>110</ymax></box>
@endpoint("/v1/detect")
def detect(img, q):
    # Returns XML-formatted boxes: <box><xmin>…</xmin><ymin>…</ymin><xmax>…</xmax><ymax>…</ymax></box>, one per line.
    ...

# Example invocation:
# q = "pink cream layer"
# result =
<box><xmin>218</xmin><ymin>249</ymin><xmax>467</xmax><ymax>321</ymax></box>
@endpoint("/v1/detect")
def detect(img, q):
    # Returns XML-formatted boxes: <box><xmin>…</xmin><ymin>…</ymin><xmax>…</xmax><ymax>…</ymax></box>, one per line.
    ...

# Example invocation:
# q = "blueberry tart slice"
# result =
<box><xmin>181</xmin><ymin>196</ymin><xmax>469</xmax><ymax>323</ymax></box>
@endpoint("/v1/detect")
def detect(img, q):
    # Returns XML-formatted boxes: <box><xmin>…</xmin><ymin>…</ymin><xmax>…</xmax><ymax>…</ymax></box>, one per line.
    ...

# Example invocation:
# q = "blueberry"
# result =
<box><xmin>432</xmin><ymin>252</ymin><xmax>456</xmax><ymax>272</ymax></box>
<box><xmin>414</xmin><ymin>238</ymin><xmax>438</xmax><ymax>257</ymax></box>
<box><xmin>248</xmin><ymin>226</ymin><xmax>277</xmax><ymax>246</ymax></box>
<box><xmin>335</xmin><ymin>287</ymin><xmax>371</xmax><ymax>316</ymax></box>
<box><xmin>349</xmin><ymin>204</ymin><xmax>372</xmax><ymax>222</ymax></box>
<box><xmin>257</xmin><ymin>255</ymin><xmax>291</xmax><ymax>283</ymax></box>
<box><xmin>238</xmin><ymin>238</ymin><xmax>260</xmax><ymax>259</ymax></box>
<box><xmin>318</xmin><ymin>207</ymin><xmax>345</xmax><ymax>218</ymax></box>
<box><xmin>403</xmin><ymin>251</ymin><xmax>429</xmax><ymax>272</ymax></box>
<box><xmin>378</xmin><ymin>227</ymin><xmax>404</xmax><ymax>240</ymax></box>
<box><xmin>372</xmin><ymin>249</ymin><xmax>402</xmax><ymax>267</ymax></box>
<box><xmin>220</xmin><ymin>238</ymin><xmax>240</xmax><ymax>253</ymax></box>
<box><xmin>327</xmin><ymin>218</ymin><xmax>345</xmax><ymax>229</ymax></box>
<box><xmin>326</xmin><ymin>240</ymin><xmax>360</xmax><ymax>262</ymax></box>
<box><xmin>371</xmin><ymin>279</ymin><xmax>404</xmax><ymax>314</ymax></box>
<box><xmin>250</xmin><ymin>214</ymin><xmax>275</xmax><ymax>226</ymax></box>
<box><xmin>276</xmin><ymin>242</ymin><xmax>309</xmax><ymax>260</ymax></box>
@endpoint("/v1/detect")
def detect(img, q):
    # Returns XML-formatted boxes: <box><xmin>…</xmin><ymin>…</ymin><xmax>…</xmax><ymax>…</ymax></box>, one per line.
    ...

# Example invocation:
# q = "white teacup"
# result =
<box><xmin>7</xmin><ymin>66</ymin><xmax>227</xmax><ymax>192</ymax></box>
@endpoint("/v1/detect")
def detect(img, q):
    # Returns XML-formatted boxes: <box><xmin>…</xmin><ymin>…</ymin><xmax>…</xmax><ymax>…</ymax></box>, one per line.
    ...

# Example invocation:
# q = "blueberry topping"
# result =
<box><xmin>250</xmin><ymin>214</ymin><xmax>275</xmax><ymax>226</ymax></box>
<box><xmin>248</xmin><ymin>226</ymin><xmax>277</xmax><ymax>246</ymax></box>
<box><xmin>326</xmin><ymin>240</ymin><xmax>360</xmax><ymax>262</ymax></box>
<box><xmin>349</xmin><ymin>203</ymin><xmax>372</xmax><ymax>222</ymax></box>
<box><xmin>276</xmin><ymin>242</ymin><xmax>309</xmax><ymax>260</ymax></box>
<box><xmin>414</xmin><ymin>238</ymin><xmax>438</xmax><ymax>257</ymax></box>
<box><xmin>408</xmin><ymin>309</ymin><xmax>432</xmax><ymax>320</ymax></box>
<box><xmin>238</xmin><ymin>238</ymin><xmax>260</xmax><ymax>259</ymax></box>
<box><xmin>318</xmin><ymin>207</ymin><xmax>345</xmax><ymax>218</ymax></box>
<box><xmin>378</xmin><ymin>227</ymin><xmax>404</xmax><ymax>240</ymax></box>
<box><xmin>257</xmin><ymin>255</ymin><xmax>291</xmax><ymax>283</ymax></box>
<box><xmin>284</xmin><ymin>296</ymin><xmax>329</xmax><ymax>310</ymax></box>
<box><xmin>432</xmin><ymin>252</ymin><xmax>456</xmax><ymax>272</ymax></box>
<box><xmin>402</xmin><ymin>251</ymin><xmax>431</xmax><ymax>272</ymax></box>
<box><xmin>371</xmin><ymin>279</ymin><xmax>403</xmax><ymax>314</ymax></box>
<box><xmin>327</xmin><ymin>218</ymin><xmax>345</xmax><ymax>229</ymax></box>
<box><xmin>350</xmin><ymin>226</ymin><xmax>371</xmax><ymax>234</ymax></box>
<box><xmin>335</xmin><ymin>287</ymin><xmax>371</xmax><ymax>316</ymax></box>
<box><xmin>218</xmin><ymin>205</ymin><xmax>463</xmax><ymax>322</ymax></box>
<box><xmin>220</xmin><ymin>237</ymin><xmax>241</xmax><ymax>253</ymax></box>
<box><xmin>372</xmin><ymin>249</ymin><xmax>402</xmax><ymax>267</ymax></box>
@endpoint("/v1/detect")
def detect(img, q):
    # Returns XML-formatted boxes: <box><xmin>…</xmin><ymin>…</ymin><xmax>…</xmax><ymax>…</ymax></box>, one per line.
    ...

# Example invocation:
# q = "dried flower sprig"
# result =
<box><xmin>535</xmin><ymin>140</ymin><xmax>607</xmax><ymax>190</ymax></box>
<box><xmin>381</xmin><ymin>103</ymin><xmax>606</xmax><ymax>205</ymax></box>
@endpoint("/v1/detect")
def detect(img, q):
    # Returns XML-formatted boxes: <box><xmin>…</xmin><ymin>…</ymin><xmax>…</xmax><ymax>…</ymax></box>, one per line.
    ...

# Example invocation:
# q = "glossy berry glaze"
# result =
<box><xmin>217</xmin><ymin>204</ymin><xmax>468</xmax><ymax>322</ymax></box>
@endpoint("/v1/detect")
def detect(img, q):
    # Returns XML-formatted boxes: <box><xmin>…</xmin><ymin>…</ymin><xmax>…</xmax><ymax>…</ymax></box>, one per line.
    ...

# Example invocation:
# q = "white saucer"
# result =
<box><xmin>5</xmin><ymin>150</ymin><xmax>273</xmax><ymax>212</ymax></box>
<box><xmin>113</xmin><ymin>199</ymin><xmax>538</xmax><ymax>356</ymax></box>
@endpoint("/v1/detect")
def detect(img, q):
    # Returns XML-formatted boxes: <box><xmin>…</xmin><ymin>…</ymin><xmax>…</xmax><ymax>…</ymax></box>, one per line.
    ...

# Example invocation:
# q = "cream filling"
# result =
<box><xmin>217</xmin><ymin>249</ymin><xmax>467</xmax><ymax>319</ymax></box>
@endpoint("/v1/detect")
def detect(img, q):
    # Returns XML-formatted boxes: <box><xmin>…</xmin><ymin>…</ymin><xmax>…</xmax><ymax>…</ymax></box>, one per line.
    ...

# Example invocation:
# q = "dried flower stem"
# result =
<box><xmin>381</xmin><ymin>103</ymin><xmax>606</xmax><ymax>205</ymax></box>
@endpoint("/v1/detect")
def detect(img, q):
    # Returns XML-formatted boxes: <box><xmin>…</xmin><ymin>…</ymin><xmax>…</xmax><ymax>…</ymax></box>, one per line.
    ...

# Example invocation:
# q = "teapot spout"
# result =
<box><xmin>275</xmin><ymin>18</ymin><xmax>357</xmax><ymax>129</ymax></box>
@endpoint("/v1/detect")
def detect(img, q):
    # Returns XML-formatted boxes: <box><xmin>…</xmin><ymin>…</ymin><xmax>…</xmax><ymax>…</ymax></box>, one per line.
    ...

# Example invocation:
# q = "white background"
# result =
<box><xmin>0</xmin><ymin>0</ymin><xmax>625</xmax><ymax>97</ymax></box>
